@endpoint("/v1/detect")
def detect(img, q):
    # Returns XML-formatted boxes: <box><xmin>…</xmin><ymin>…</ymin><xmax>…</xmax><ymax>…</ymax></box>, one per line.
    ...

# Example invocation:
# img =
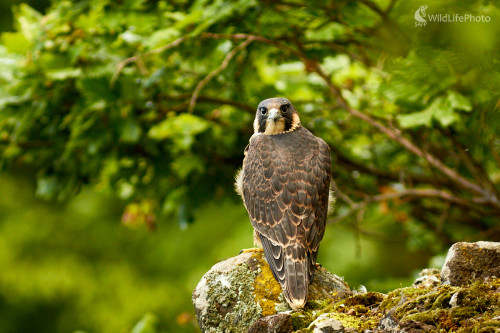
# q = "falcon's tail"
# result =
<box><xmin>259</xmin><ymin>234</ymin><xmax>313</xmax><ymax>310</ymax></box>
<box><xmin>282</xmin><ymin>245</ymin><xmax>310</xmax><ymax>310</ymax></box>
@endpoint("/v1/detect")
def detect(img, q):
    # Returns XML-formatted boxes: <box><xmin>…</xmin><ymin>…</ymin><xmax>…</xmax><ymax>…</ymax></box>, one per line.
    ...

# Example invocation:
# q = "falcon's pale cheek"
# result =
<box><xmin>290</xmin><ymin>113</ymin><xmax>301</xmax><ymax>131</ymax></box>
<box><xmin>253</xmin><ymin>116</ymin><xmax>260</xmax><ymax>133</ymax></box>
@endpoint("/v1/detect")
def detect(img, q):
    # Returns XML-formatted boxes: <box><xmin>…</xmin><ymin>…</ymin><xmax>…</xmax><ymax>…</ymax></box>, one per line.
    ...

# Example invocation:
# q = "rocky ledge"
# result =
<box><xmin>192</xmin><ymin>242</ymin><xmax>500</xmax><ymax>332</ymax></box>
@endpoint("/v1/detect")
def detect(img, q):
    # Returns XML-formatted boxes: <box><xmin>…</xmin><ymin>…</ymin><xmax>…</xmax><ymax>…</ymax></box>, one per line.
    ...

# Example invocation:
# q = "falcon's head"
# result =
<box><xmin>253</xmin><ymin>97</ymin><xmax>301</xmax><ymax>135</ymax></box>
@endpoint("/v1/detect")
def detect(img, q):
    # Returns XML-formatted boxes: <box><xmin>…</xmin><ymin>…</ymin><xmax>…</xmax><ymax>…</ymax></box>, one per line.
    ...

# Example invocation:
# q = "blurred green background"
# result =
<box><xmin>0</xmin><ymin>0</ymin><xmax>499</xmax><ymax>332</ymax></box>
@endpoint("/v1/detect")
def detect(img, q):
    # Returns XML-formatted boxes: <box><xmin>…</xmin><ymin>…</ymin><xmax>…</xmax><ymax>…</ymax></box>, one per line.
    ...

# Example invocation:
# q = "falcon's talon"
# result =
<box><xmin>239</xmin><ymin>247</ymin><xmax>264</xmax><ymax>254</ymax></box>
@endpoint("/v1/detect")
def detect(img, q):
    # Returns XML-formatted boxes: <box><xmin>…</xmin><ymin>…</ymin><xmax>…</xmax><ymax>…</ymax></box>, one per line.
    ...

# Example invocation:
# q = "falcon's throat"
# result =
<box><xmin>264</xmin><ymin>118</ymin><xmax>286</xmax><ymax>135</ymax></box>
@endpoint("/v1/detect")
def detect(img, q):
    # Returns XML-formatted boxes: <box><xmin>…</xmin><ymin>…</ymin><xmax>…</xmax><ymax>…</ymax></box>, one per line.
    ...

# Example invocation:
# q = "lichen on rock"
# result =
<box><xmin>252</xmin><ymin>252</ymin><xmax>284</xmax><ymax>317</ymax></box>
<box><xmin>192</xmin><ymin>252</ymin><xmax>263</xmax><ymax>332</ymax></box>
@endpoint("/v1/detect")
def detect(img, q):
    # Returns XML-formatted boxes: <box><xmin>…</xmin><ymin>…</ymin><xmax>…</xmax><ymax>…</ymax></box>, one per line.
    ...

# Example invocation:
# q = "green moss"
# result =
<box><xmin>377</xmin><ymin>278</ymin><xmax>500</xmax><ymax>333</ymax></box>
<box><xmin>291</xmin><ymin>312</ymin><xmax>314</xmax><ymax>330</ymax></box>
<box><xmin>294</xmin><ymin>327</ymin><xmax>313</xmax><ymax>333</ymax></box>
<box><xmin>430</xmin><ymin>289</ymin><xmax>453</xmax><ymax>309</ymax></box>
<box><xmin>307</xmin><ymin>299</ymin><xmax>332</xmax><ymax>310</ymax></box>
<box><xmin>321</xmin><ymin>312</ymin><xmax>378</xmax><ymax>330</ymax></box>
<box><xmin>296</xmin><ymin>278</ymin><xmax>499</xmax><ymax>333</ymax></box>
<box><xmin>344</xmin><ymin>292</ymin><xmax>386</xmax><ymax>307</ymax></box>
<box><xmin>380</xmin><ymin>286</ymin><xmax>430</xmax><ymax>309</ymax></box>
<box><xmin>477</xmin><ymin>320</ymin><xmax>500</xmax><ymax>329</ymax></box>
<box><xmin>450</xmin><ymin>306</ymin><xmax>479</xmax><ymax>319</ymax></box>
<box><xmin>298</xmin><ymin>292</ymin><xmax>384</xmax><ymax>331</ymax></box>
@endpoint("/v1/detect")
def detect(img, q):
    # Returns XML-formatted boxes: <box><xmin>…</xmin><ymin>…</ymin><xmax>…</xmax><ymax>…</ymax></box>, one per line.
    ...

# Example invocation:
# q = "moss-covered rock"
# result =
<box><xmin>376</xmin><ymin>278</ymin><xmax>500</xmax><ymax>332</ymax></box>
<box><xmin>192</xmin><ymin>252</ymin><xmax>262</xmax><ymax>332</ymax></box>
<box><xmin>193</xmin><ymin>242</ymin><xmax>500</xmax><ymax>332</ymax></box>
<box><xmin>192</xmin><ymin>250</ymin><xmax>350</xmax><ymax>332</ymax></box>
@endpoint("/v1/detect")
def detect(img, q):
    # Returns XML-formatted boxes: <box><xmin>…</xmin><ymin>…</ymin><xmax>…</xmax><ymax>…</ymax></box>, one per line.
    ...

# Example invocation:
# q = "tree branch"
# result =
<box><xmin>490</xmin><ymin>138</ymin><xmax>500</xmax><ymax>169</ymax></box>
<box><xmin>359</xmin><ymin>0</ymin><xmax>385</xmax><ymax>17</ymax></box>
<box><xmin>111</xmin><ymin>36</ymin><xmax>189</xmax><ymax>87</ymax></box>
<box><xmin>384</xmin><ymin>0</ymin><xmax>398</xmax><ymax>15</ymax></box>
<box><xmin>441</xmin><ymin>127</ymin><xmax>499</xmax><ymax>196</ymax></box>
<box><xmin>367</xmin><ymin>188</ymin><xmax>488</xmax><ymax>206</ymax></box>
<box><xmin>188</xmin><ymin>38</ymin><xmax>254</xmax><ymax>113</ymax></box>
<box><xmin>328</xmin><ymin>187</ymin><xmax>486</xmax><ymax>226</ymax></box>
<box><xmin>330</xmin><ymin>177</ymin><xmax>355</xmax><ymax>207</ymax></box>
<box><xmin>330</xmin><ymin>145</ymin><xmax>453</xmax><ymax>187</ymax></box>
<box><xmin>163</xmin><ymin>94</ymin><xmax>255</xmax><ymax>113</ymax></box>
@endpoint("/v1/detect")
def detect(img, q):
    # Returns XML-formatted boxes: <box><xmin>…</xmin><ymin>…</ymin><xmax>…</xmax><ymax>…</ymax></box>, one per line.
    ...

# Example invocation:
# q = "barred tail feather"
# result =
<box><xmin>283</xmin><ymin>256</ymin><xmax>309</xmax><ymax>310</ymax></box>
<box><xmin>259</xmin><ymin>234</ymin><xmax>313</xmax><ymax>310</ymax></box>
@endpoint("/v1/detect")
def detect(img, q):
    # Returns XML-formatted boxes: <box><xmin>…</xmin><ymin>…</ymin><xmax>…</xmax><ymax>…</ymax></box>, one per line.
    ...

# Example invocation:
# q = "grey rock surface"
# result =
<box><xmin>312</xmin><ymin>314</ymin><xmax>345</xmax><ymax>332</ymax></box>
<box><xmin>441</xmin><ymin>241</ymin><xmax>500</xmax><ymax>286</ymax></box>
<box><xmin>376</xmin><ymin>314</ymin><xmax>401</xmax><ymax>333</ymax></box>
<box><xmin>375</xmin><ymin>314</ymin><xmax>436</xmax><ymax>333</ymax></box>
<box><xmin>247</xmin><ymin>313</ymin><xmax>292</xmax><ymax>333</ymax></box>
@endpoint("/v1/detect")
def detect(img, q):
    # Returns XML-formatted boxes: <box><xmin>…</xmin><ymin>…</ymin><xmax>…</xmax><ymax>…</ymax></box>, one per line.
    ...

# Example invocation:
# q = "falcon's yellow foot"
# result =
<box><xmin>239</xmin><ymin>247</ymin><xmax>264</xmax><ymax>255</ymax></box>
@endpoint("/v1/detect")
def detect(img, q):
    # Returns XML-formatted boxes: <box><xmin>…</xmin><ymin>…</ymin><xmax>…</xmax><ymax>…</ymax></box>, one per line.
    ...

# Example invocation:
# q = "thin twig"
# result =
<box><xmin>367</xmin><ymin>188</ymin><xmax>486</xmax><ymax>206</ymax></box>
<box><xmin>359</xmin><ymin>0</ymin><xmax>385</xmax><ymax>16</ymax></box>
<box><xmin>163</xmin><ymin>94</ymin><xmax>255</xmax><ymax>113</ymax></box>
<box><xmin>330</xmin><ymin>177</ymin><xmax>355</xmax><ymax>207</ymax></box>
<box><xmin>330</xmin><ymin>145</ymin><xmax>450</xmax><ymax>186</ymax></box>
<box><xmin>490</xmin><ymin>138</ymin><xmax>500</xmax><ymax>168</ymax></box>
<box><xmin>384</xmin><ymin>0</ymin><xmax>398</xmax><ymax>15</ymax></box>
<box><xmin>111</xmin><ymin>36</ymin><xmax>189</xmax><ymax>87</ymax></box>
<box><xmin>327</xmin><ymin>187</ymin><xmax>487</xmax><ymax>226</ymax></box>
<box><xmin>188</xmin><ymin>38</ymin><xmax>254</xmax><ymax>113</ymax></box>
<box><xmin>442</xmin><ymin>127</ymin><xmax>499</xmax><ymax>196</ymax></box>
<box><xmin>200</xmin><ymin>33</ymin><xmax>305</xmax><ymax>60</ymax></box>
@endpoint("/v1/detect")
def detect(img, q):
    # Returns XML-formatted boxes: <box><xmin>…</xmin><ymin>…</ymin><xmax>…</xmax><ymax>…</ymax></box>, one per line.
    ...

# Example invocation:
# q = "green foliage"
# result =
<box><xmin>0</xmin><ymin>0</ymin><xmax>499</xmax><ymax>247</ymax></box>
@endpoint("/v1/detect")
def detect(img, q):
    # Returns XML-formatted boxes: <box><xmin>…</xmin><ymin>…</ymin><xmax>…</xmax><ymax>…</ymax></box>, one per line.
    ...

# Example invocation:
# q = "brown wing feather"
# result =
<box><xmin>241</xmin><ymin>127</ymin><xmax>331</xmax><ymax>309</ymax></box>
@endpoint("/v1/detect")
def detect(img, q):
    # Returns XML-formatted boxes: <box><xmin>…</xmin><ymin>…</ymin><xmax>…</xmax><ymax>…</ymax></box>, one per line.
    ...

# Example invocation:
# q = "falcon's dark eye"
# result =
<box><xmin>259</xmin><ymin>107</ymin><xmax>268</xmax><ymax>115</ymax></box>
<box><xmin>280</xmin><ymin>104</ymin><xmax>289</xmax><ymax>114</ymax></box>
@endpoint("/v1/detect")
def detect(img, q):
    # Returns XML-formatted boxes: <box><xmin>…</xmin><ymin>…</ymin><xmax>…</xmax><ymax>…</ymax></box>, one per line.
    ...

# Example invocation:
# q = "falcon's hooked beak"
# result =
<box><xmin>267</xmin><ymin>108</ymin><xmax>282</xmax><ymax>121</ymax></box>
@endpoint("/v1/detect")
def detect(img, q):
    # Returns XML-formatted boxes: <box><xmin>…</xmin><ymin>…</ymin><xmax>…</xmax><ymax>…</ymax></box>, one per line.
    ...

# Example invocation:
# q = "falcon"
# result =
<box><xmin>235</xmin><ymin>97</ymin><xmax>331</xmax><ymax>310</ymax></box>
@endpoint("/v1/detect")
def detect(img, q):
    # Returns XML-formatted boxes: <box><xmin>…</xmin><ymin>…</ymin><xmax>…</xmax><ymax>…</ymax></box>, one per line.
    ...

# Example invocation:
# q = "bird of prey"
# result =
<box><xmin>235</xmin><ymin>97</ymin><xmax>331</xmax><ymax>310</ymax></box>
